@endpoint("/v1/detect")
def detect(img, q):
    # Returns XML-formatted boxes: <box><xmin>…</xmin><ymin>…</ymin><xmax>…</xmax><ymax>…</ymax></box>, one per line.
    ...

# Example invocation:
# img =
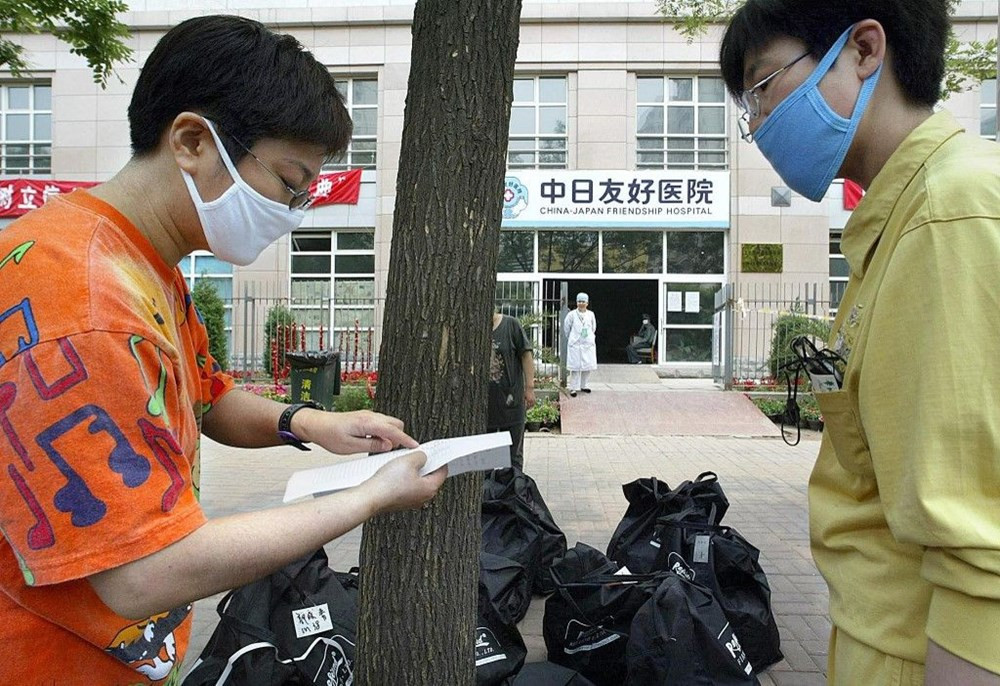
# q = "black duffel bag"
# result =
<box><xmin>182</xmin><ymin>548</ymin><xmax>357</xmax><ymax>686</ymax></box>
<box><xmin>480</xmin><ymin>551</ymin><xmax>532</xmax><ymax>626</ymax></box>
<box><xmin>543</xmin><ymin>544</ymin><xmax>667</xmax><ymax>686</ymax></box>
<box><xmin>652</xmin><ymin>515</ymin><xmax>783</xmax><ymax>673</ymax></box>
<box><xmin>504</xmin><ymin>661</ymin><xmax>598</xmax><ymax>685</ymax></box>
<box><xmin>483</xmin><ymin>467</ymin><xmax>567</xmax><ymax>596</ymax></box>
<box><xmin>626</xmin><ymin>573</ymin><xmax>759</xmax><ymax>685</ymax></box>
<box><xmin>607</xmin><ymin>472</ymin><xmax>729</xmax><ymax>573</ymax></box>
<box><xmin>477</xmin><ymin>554</ymin><xmax>528</xmax><ymax>686</ymax></box>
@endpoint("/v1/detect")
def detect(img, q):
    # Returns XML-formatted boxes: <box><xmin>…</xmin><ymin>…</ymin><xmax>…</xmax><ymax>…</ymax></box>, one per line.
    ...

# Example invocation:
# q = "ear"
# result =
<box><xmin>169</xmin><ymin>112</ymin><xmax>215</xmax><ymax>176</ymax></box>
<box><xmin>848</xmin><ymin>19</ymin><xmax>886</xmax><ymax>80</ymax></box>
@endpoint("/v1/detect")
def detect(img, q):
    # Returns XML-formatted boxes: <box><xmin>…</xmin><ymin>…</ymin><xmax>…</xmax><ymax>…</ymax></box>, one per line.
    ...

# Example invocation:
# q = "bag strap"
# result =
<box><xmin>211</xmin><ymin>634</ymin><xmax>355</xmax><ymax>686</ymax></box>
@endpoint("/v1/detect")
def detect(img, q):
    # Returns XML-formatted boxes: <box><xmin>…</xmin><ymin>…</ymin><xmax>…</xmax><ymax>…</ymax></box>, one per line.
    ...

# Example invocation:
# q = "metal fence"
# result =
<box><xmin>220</xmin><ymin>281</ymin><xmax>566</xmax><ymax>383</ymax></box>
<box><xmin>714</xmin><ymin>281</ymin><xmax>834</xmax><ymax>388</ymax></box>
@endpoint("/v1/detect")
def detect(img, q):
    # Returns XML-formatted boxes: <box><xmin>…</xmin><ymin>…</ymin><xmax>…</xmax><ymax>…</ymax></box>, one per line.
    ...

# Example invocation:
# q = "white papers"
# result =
<box><xmin>685</xmin><ymin>291</ymin><xmax>700</xmax><ymax>313</ymax></box>
<box><xmin>667</xmin><ymin>291</ymin><xmax>683</xmax><ymax>312</ymax></box>
<box><xmin>282</xmin><ymin>431</ymin><xmax>512</xmax><ymax>502</ymax></box>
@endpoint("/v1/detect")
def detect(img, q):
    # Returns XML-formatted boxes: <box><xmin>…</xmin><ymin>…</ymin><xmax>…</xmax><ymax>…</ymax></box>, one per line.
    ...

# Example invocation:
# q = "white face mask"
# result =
<box><xmin>180</xmin><ymin>118</ymin><xmax>306</xmax><ymax>266</ymax></box>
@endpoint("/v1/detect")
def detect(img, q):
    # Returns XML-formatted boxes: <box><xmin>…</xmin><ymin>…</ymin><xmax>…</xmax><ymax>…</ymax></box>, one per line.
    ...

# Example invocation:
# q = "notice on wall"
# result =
<box><xmin>685</xmin><ymin>291</ymin><xmax>700</xmax><ymax>313</ymax></box>
<box><xmin>667</xmin><ymin>291</ymin><xmax>683</xmax><ymax>312</ymax></box>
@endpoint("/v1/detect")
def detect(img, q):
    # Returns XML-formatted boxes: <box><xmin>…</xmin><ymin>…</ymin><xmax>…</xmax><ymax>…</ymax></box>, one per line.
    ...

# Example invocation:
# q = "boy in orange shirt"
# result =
<box><xmin>0</xmin><ymin>16</ymin><xmax>445</xmax><ymax>683</ymax></box>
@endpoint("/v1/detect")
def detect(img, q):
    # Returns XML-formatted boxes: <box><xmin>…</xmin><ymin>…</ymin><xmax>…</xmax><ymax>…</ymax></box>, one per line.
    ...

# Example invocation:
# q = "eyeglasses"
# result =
<box><xmin>217</xmin><ymin>125</ymin><xmax>315</xmax><ymax>210</ymax></box>
<box><xmin>736</xmin><ymin>51</ymin><xmax>810</xmax><ymax>142</ymax></box>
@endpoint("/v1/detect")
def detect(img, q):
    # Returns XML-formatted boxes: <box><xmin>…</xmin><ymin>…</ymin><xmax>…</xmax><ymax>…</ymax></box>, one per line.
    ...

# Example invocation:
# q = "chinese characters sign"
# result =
<box><xmin>502</xmin><ymin>170</ymin><xmax>729</xmax><ymax>228</ymax></box>
<box><xmin>0</xmin><ymin>179</ymin><xmax>98</xmax><ymax>218</ymax></box>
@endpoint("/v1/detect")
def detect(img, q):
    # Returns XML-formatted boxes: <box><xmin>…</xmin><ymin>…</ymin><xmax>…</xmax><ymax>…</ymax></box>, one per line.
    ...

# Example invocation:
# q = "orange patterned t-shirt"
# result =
<box><xmin>0</xmin><ymin>191</ymin><xmax>234</xmax><ymax>684</ymax></box>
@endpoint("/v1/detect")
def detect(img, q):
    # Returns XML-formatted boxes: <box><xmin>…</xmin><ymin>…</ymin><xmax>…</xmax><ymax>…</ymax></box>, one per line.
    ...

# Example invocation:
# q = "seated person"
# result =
<box><xmin>626</xmin><ymin>314</ymin><xmax>657</xmax><ymax>364</ymax></box>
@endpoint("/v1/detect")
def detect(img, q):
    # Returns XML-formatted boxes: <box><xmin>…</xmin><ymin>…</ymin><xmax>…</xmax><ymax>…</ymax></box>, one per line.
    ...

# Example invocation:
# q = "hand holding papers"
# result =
<box><xmin>283</xmin><ymin>431</ymin><xmax>512</xmax><ymax>502</ymax></box>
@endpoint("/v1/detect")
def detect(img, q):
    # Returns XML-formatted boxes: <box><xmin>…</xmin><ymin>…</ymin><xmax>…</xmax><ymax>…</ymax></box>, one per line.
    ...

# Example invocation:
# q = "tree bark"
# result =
<box><xmin>356</xmin><ymin>1</ymin><xmax>521</xmax><ymax>684</ymax></box>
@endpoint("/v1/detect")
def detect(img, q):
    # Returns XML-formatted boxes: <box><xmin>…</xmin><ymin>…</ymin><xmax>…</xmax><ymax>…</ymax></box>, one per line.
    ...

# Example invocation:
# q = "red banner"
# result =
<box><xmin>309</xmin><ymin>168</ymin><xmax>363</xmax><ymax>207</ymax></box>
<box><xmin>0</xmin><ymin>179</ymin><xmax>98</xmax><ymax>218</ymax></box>
<box><xmin>843</xmin><ymin>179</ymin><xmax>865</xmax><ymax>210</ymax></box>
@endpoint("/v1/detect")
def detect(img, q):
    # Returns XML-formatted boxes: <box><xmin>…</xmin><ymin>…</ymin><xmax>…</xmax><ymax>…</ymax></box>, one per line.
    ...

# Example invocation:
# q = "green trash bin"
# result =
<box><xmin>285</xmin><ymin>350</ymin><xmax>341</xmax><ymax>410</ymax></box>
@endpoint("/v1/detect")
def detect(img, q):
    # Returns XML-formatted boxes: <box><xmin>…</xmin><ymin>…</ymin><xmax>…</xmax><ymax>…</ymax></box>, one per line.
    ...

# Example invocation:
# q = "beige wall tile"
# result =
<box><xmin>577</xmin><ymin>141</ymin><xmax>627</xmax><ymax>169</ymax></box>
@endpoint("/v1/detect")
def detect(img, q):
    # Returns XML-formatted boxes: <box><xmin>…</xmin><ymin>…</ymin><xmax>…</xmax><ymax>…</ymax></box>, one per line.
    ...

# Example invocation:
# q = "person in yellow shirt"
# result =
<box><xmin>719</xmin><ymin>2</ymin><xmax>1000</xmax><ymax>684</ymax></box>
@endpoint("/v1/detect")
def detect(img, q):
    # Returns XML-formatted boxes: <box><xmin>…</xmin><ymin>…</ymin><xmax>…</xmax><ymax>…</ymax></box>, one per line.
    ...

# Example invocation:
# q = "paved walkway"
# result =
<box><xmin>185</xmin><ymin>405</ymin><xmax>828</xmax><ymax>685</ymax></box>
<box><xmin>562</xmin><ymin>365</ymin><xmax>781</xmax><ymax>437</ymax></box>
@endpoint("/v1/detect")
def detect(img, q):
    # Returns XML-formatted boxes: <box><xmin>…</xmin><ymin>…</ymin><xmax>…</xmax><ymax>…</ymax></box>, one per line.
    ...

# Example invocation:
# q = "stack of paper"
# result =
<box><xmin>283</xmin><ymin>431</ymin><xmax>512</xmax><ymax>502</ymax></box>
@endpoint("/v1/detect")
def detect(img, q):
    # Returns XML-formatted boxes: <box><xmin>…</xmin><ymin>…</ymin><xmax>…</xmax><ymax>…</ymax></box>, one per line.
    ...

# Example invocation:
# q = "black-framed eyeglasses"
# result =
<box><xmin>736</xmin><ymin>52</ymin><xmax>810</xmax><ymax>143</ymax></box>
<box><xmin>215</xmin><ymin>124</ymin><xmax>315</xmax><ymax>210</ymax></box>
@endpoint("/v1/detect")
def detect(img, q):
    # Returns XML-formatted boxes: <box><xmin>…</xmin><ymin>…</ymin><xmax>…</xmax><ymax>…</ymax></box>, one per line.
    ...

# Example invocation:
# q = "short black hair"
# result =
<box><xmin>129</xmin><ymin>15</ymin><xmax>351</xmax><ymax>161</ymax></box>
<box><xmin>719</xmin><ymin>0</ymin><xmax>950</xmax><ymax>108</ymax></box>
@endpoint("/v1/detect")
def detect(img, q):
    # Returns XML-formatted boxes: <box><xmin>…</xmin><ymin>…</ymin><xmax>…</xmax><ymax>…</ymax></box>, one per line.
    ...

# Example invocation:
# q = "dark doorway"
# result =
<box><xmin>546</xmin><ymin>279</ymin><xmax>659</xmax><ymax>363</ymax></box>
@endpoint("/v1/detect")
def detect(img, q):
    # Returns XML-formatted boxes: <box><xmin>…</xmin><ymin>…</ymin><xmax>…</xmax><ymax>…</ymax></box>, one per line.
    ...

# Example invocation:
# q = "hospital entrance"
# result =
<box><xmin>549</xmin><ymin>279</ymin><xmax>659</xmax><ymax>364</ymax></box>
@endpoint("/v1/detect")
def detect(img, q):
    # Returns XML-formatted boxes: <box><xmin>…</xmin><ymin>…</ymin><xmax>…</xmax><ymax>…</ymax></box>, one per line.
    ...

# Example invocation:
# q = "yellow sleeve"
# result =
<box><xmin>859</xmin><ymin>218</ymin><xmax>1000</xmax><ymax>672</ymax></box>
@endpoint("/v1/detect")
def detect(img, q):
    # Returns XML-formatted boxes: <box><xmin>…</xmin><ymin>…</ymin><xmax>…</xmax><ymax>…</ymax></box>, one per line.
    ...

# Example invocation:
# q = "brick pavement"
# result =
<box><xmin>184</xmin><ymin>422</ymin><xmax>829</xmax><ymax>685</ymax></box>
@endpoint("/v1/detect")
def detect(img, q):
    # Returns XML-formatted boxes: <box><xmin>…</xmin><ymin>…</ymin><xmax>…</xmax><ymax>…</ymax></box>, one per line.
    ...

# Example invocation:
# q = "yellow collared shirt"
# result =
<box><xmin>810</xmin><ymin>110</ymin><xmax>1000</xmax><ymax>675</ymax></box>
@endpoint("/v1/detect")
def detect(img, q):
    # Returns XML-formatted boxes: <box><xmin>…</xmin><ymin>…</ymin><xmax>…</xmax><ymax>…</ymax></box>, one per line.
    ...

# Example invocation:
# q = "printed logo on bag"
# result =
<box><xmin>292</xmin><ymin>603</ymin><xmax>334</xmax><ymax>638</ymax></box>
<box><xmin>323</xmin><ymin>636</ymin><xmax>354</xmax><ymax>686</ymax></box>
<box><xmin>667</xmin><ymin>552</ymin><xmax>696</xmax><ymax>581</ymax></box>
<box><xmin>724</xmin><ymin>630</ymin><xmax>754</xmax><ymax>676</ymax></box>
<box><xmin>474</xmin><ymin>627</ymin><xmax>508</xmax><ymax>666</ymax></box>
<box><xmin>563</xmin><ymin>619</ymin><xmax>621</xmax><ymax>654</ymax></box>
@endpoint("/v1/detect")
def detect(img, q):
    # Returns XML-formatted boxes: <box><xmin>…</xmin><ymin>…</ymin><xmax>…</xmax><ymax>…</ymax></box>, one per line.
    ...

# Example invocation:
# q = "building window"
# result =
<box><xmin>603</xmin><ymin>231</ymin><xmax>663</xmax><ymax>274</ymax></box>
<box><xmin>2</xmin><ymin>83</ymin><xmax>51</xmax><ymax>175</ymax></box>
<box><xmin>666</xmin><ymin>231</ymin><xmax>724</xmax><ymax>274</ymax></box>
<box><xmin>290</xmin><ymin>229</ymin><xmax>375</xmax><ymax>352</ymax></box>
<box><xmin>181</xmin><ymin>252</ymin><xmax>234</xmax><ymax>350</ymax></box>
<box><xmin>508</xmin><ymin>76</ymin><xmax>568</xmax><ymax>169</ymax></box>
<box><xmin>829</xmin><ymin>232</ymin><xmax>848</xmax><ymax>312</ymax></box>
<box><xmin>663</xmin><ymin>282</ymin><xmax>718</xmax><ymax>362</ymax></box>
<box><xmin>498</xmin><ymin>230</ymin><xmax>535</xmax><ymax>273</ymax></box>
<box><xmin>637</xmin><ymin>76</ymin><xmax>727</xmax><ymax>170</ymax></box>
<box><xmin>982</xmin><ymin>78</ymin><xmax>997</xmax><ymax>139</ymax></box>
<box><xmin>538</xmin><ymin>230</ymin><xmax>598</xmax><ymax>273</ymax></box>
<box><xmin>328</xmin><ymin>79</ymin><xmax>377</xmax><ymax>170</ymax></box>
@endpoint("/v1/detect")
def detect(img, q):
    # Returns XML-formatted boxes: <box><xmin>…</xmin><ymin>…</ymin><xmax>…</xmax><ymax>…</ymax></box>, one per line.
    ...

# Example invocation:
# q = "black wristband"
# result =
<box><xmin>277</xmin><ymin>401</ymin><xmax>323</xmax><ymax>451</ymax></box>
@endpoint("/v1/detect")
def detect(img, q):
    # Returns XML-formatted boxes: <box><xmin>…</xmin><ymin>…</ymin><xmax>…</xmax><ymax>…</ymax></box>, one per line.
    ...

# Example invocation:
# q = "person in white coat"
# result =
<box><xmin>564</xmin><ymin>292</ymin><xmax>598</xmax><ymax>397</ymax></box>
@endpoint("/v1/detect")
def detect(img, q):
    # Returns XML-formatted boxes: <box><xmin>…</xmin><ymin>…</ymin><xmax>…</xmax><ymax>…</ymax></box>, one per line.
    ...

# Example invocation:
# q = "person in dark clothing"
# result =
<box><xmin>488</xmin><ymin>312</ymin><xmax>535</xmax><ymax>470</ymax></box>
<box><xmin>626</xmin><ymin>314</ymin><xmax>657</xmax><ymax>364</ymax></box>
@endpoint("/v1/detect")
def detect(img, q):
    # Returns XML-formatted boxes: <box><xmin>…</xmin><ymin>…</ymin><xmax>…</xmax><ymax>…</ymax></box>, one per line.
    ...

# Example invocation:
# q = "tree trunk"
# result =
<box><xmin>356</xmin><ymin>1</ymin><xmax>521</xmax><ymax>684</ymax></box>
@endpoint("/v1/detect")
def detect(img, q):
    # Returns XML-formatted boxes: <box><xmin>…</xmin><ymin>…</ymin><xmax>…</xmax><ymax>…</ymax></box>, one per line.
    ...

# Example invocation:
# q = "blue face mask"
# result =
<box><xmin>754</xmin><ymin>26</ymin><xmax>882</xmax><ymax>202</ymax></box>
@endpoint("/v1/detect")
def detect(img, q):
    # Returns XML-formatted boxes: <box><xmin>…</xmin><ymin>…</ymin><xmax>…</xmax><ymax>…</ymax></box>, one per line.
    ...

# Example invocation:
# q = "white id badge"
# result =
<box><xmin>809</xmin><ymin>372</ymin><xmax>839</xmax><ymax>393</ymax></box>
<box><xmin>581</xmin><ymin>327</ymin><xmax>589</xmax><ymax>338</ymax></box>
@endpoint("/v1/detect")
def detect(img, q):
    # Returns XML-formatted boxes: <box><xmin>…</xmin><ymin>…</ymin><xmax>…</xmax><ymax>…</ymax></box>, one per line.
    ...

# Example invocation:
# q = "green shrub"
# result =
<box><xmin>191</xmin><ymin>279</ymin><xmax>228</xmax><ymax>371</ymax></box>
<box><xmin>334</xmin><ymin>386</ymin><xmax>373</xmax><ymax>412</ymax></box>
<box><xmin>768</xmin><ymin>305</ymin><xmax>831</xmax><ymax>379</ymax></box>
<box><xmin>750</xmin><ymin>396</ymin><xmax>787</xmax><ymax>416</ymax></box>
<box><xmin>264</xmin><ymin>304</ymin><xmax>295</xmax><ymax>376</ymax></box>
<box><xmin>526</xmin><ymin>398</ymin><xmax>560</xmax><ymax>424</ymax></box>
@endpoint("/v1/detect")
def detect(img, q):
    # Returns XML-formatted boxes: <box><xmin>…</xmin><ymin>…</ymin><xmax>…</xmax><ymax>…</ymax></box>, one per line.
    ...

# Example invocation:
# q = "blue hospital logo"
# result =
<box><xmin>503</xmin><ymin>177</ymin><xmax>528</xmax><ymax>219</ymax></box>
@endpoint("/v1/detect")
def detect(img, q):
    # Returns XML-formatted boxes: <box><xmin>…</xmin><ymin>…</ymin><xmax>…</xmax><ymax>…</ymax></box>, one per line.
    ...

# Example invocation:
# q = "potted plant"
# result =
<box><xmin>526</xmin><ymin>399</ymin><xmax>559</xmax><ymax>432</ymax></box>
<box><xmin>799</xmin><ymin>402</ymin><xmax>824</xmax><ymax>431</ymax></box>
<box><xmin>751</xmin><ymin>396</ymin><xmax>787</xmax><ymax>424</ymax></box>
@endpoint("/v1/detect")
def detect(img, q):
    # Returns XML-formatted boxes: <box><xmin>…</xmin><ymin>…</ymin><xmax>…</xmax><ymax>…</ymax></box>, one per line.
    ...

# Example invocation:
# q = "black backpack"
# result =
<box><xmin>626</xmin><ymin>574</ymin><xmax>759</xmax><ymax>685</ymax></box>
<box><xmin>182</xmin><ymin>548</ymin><xmax>357</xmax><ymax>686</ymax></box>
<box><xmin>483</xmin><ymin>467</ymin><xmax>567</xmax><ymax>595</ymax></box>
<box><xmin>652</xmin><ymin>514</ymin><xmax>782</xmax><ymax>673</ymax></box>
<box><xmin>607</xmin><ymin>473</ymin><xmax>728</xmax><ymax>573</ymax></box>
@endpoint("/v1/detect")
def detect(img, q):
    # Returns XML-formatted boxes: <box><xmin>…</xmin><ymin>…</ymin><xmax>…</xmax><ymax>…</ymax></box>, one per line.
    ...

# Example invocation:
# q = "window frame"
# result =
<box><xmin>327</xmin><ymin>77</ymin><xmax>378</xmax><ymax>171</ymax></box>
<box><xmin>508</xmin><ymin>75</ymin><xmax>569</xmax><ymax>170</ymax></box>
<box><xmin>289</xmin><ymin>228</ymin><xmax>376</xmax><ymax>352</ymax></box>
<box><xmin>981</xmin><ymin>78</ymin><xmax>997</xmax><ymax>140</ymax></box>
<box><xmin>636</xmin><ymin>75</ymin><xmax>729</xmax><ymax>171</ymax></box>
<box><xmin>2</xmin><ymin>81</ymin><xmax>52</xmax><ymax>176</ymax></box>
